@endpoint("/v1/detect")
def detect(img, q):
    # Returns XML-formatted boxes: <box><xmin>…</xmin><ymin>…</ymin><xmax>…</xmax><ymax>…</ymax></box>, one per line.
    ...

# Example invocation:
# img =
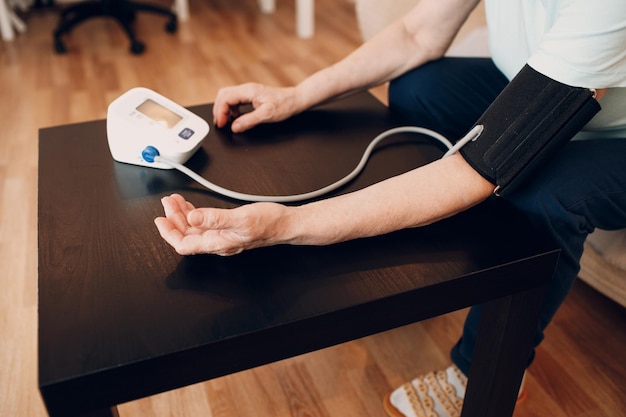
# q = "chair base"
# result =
<box><xmin>53</xmin><ymin>0</ymin><xmax>177</xmax><ymax>54</ymax></box>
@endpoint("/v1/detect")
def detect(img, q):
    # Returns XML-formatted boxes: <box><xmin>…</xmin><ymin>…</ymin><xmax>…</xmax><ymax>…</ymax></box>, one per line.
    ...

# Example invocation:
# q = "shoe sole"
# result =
<box><xmin>382</xmin><ymin>389</ymin><xmax>528</xmax><ymax>417</ymax></box>
<box><xmin>383</xmin><ymin>393</ymin><xmax>406</xmax><ymax>417</ymax></box>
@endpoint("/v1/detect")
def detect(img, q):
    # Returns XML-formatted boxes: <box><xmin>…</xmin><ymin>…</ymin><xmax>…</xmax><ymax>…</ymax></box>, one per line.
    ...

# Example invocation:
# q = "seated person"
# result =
<box><xmin>155</xmin><ymin>0</ymin><xmax>626</xmax><ymax>416</ymax></box>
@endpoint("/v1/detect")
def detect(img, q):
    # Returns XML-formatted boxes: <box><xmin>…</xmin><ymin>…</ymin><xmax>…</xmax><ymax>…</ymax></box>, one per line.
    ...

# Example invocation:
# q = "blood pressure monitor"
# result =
<box><xmin>107</xmin><ymin>87</ymin><xmax>210</xmax><ymax>169</ymax></box>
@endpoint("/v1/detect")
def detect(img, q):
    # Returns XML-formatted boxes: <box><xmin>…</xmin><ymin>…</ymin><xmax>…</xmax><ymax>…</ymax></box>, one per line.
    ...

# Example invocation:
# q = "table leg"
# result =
<box><xmin>77</xmin><ymin>407</ymin><xmax>120</xmax><ymax>417</ymax></box>
<box><xmin>461</xmin><ymin>283</ymin><xmax>548</xmax><ymax>417</ymax></box>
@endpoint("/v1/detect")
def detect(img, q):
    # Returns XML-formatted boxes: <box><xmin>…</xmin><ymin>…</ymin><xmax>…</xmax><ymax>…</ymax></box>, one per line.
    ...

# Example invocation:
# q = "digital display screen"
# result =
<box><xmin>136</xmin><ymin>99</ymin><xmax>183</xmax><ymax>128</ymax></box>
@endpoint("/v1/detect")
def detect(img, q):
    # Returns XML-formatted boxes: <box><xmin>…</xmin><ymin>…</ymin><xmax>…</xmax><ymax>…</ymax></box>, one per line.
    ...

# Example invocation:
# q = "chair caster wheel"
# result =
<box><xmin>130</xmin><ymin>41</ymin><xmax>145</xmax><ymax>54</ymax></box>
<box><xmin>54</xmin><ymin>37</ymin><xmax>67</xmax><ymax>54</ymax></box>
<box><xmin>165</xmin><ymin>18</ymin><xmax>177</xmax><ymax>33</ymax></box>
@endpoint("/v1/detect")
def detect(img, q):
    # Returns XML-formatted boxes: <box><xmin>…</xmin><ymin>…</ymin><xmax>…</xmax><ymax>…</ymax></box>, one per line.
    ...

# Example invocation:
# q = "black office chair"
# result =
<box><xmin>53</xmin><ymin>0</ymin><xmax>178</xmax><ymax>54</ymax></box>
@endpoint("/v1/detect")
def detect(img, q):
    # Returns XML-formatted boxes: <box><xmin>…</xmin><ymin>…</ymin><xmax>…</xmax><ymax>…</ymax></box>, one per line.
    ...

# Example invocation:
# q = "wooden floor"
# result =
<box><xmin>1</xmin><ymin>1</ymin><xmax>624</xmax><ymax>416</ymax></box>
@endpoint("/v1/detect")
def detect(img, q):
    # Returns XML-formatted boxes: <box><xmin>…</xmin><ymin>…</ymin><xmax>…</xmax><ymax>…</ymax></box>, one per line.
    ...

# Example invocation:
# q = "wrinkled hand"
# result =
<box><xmin>154</xmin><ymin>194</ymin><xmax>290</xmax><ymax>256</ymax></box>
<box><xmin>212</xmin><ymin>83</ymin><xmax>299</xmax><ymax>133</ymax></box>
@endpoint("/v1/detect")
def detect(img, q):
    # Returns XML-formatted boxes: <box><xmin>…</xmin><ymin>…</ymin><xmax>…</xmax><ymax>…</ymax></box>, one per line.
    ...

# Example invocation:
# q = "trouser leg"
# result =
<box><xmin>388</xmin><ymin>57</ymin><xmax>508</xmax><ymax>139</ymax></box>
<box><xmin>388</xmin><ymin>57</ymin><xmax>626</xmax><ymax>376</ymax></box>
<box><xmin>451</xmin><ymin>138</ymin><xmax>626</xmax><ymax>374</ymax></box>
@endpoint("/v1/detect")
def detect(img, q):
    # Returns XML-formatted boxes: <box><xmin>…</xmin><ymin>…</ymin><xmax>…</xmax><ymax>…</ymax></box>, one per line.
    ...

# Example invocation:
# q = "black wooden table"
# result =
<box><xmin>38</xmin><ymin>92</ymin><xmax>558</xmax><ymax>417</ymax></box>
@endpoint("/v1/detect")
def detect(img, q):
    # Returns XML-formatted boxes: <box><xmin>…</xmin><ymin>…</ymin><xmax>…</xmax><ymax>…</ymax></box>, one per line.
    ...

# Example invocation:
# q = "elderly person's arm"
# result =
<box><xmin>211</xmin><ymin>0</ymin><xmax>481</xmax><ymax>133</ymax></box>
<box><xmin>154</xmin><ymin>153</ymin><xmax>494</xmax><ymax>256</ymax></box>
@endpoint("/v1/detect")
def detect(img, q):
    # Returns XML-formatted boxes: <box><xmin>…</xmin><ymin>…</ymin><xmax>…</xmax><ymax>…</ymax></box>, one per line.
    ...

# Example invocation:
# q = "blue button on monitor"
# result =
<box><xmin>178</xmin><ymin>128</ymin><xmax>195</xmax><ymax>140</ymax></box>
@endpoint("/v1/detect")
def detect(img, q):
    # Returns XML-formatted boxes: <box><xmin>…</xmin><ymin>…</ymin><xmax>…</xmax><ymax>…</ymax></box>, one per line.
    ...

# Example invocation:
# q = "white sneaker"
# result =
<box><xmin>383</xmin><ymin>365</ymin><xmax>527</xmax><ymax>417</ymax></box>
<box><xmin>384</xmin><ymin>365</ymin><xmax>466</xmax><ymax>417</ymax></box>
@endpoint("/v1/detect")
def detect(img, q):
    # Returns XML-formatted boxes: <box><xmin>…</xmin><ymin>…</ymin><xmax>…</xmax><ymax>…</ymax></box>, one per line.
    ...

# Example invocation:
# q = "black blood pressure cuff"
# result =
<box><xmin>459</xmin><ymin>64</ymin><xmax>601</xmax><ymax>196</ymax></box>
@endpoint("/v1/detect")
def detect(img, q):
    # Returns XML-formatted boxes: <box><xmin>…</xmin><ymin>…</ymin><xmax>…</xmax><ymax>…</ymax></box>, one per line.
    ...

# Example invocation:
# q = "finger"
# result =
<box><xmin>169</xmin><ymin>193</ymin><xmax>195</xmax><ymax>213</ymax></box>
<box><xmin>214</xmin><ymin>104</ymin><xmax>240</xmax><ymax>129</ymax></box>
<box><xmin>230</xmin><ymin>110</ymin><xmax>269</xmax><ymax>133</ymax></box>
<box><xmin>186</xmin><ymin>207</ymin><xmax>228</xmax><ymax>229</ymax></box>
<box><xmin>155</xmin><ymin>218</ymin><xmax>205</xmax><ymax>255</ymax></box>
<box><xmin>161</xmin><ymin>195</ymin><xmax>192</xmax><ymax>233</ymax></box>
<box><xmin>154</xmin><ymin>217</ymin><xmax>184</xmax><ymax>249</ymax></box>
<box><xmin>213</xmin><ymin>84</ymin><xmax>256</xmax><ymax>128</ymax></box>
<box><xmin>155</xmin><ymin>217</ymin><xmax>228</xmax><ymax>255</ymax></box>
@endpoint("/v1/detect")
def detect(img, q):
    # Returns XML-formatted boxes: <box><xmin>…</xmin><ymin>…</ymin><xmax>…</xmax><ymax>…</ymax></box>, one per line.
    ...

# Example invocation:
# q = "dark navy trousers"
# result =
<box><xmin>387</xmin><ymin>57</ymin><xmax>626</xmax><ymax>375</ymax></box>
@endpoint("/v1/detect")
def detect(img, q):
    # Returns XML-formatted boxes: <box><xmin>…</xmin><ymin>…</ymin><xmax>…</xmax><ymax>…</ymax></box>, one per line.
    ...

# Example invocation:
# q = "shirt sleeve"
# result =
<box><xmin>527</xmin><ymin>0</ymin><xmax>626</xmax><ymax>88</ymax></box>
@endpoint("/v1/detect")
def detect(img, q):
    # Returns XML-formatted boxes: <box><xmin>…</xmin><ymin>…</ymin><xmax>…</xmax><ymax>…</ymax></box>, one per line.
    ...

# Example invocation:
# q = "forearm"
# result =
<box><xmin>154</xmin><ymin>155</ymin><xmax>494</xmax><ymax>256</ymax></box>
<box><xmin>292</xmin><ymin>0</ymin><xmax>481</xmax><ymax>111</ymax></box>
<box><xmin>281</xmin><ymin>153</ymin><xmax>495</xmax><ymax>246</ymax></box>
